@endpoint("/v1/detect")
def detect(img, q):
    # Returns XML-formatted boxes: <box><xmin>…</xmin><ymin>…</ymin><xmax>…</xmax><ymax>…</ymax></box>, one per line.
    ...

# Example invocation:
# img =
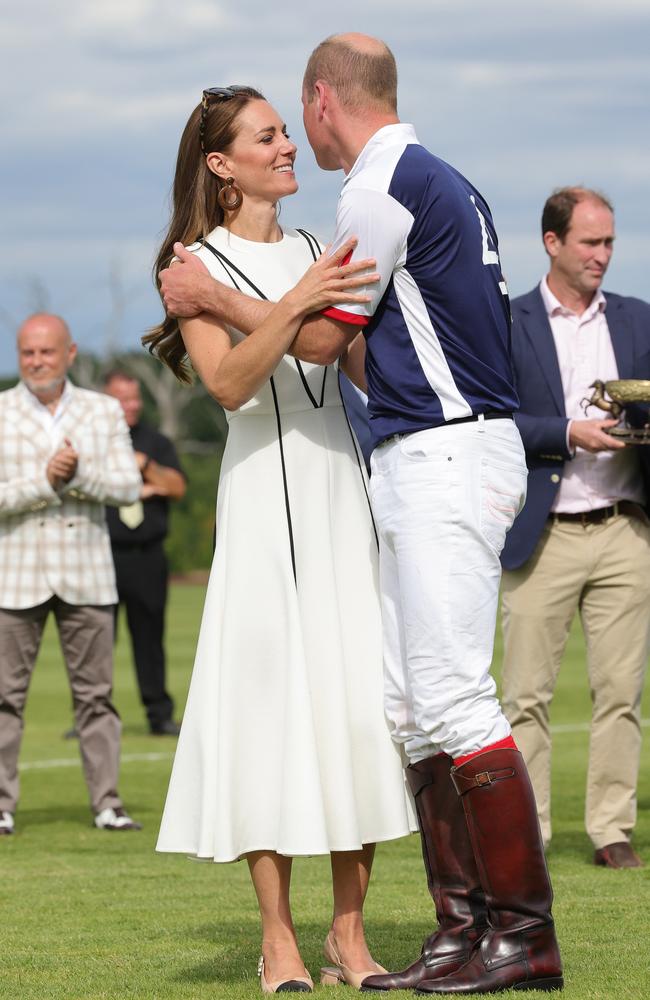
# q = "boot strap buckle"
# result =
<box><xmin>451</xmin><ymin>765</ymin><xmax>516</xmax><ymax>795</ymax></box>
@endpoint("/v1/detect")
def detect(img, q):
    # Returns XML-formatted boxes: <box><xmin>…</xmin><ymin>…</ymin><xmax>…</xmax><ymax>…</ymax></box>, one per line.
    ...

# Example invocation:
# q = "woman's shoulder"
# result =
<box><xmin>287</xmin><ymin>227</ymin><xmax>324</xmax><ymax>251</ymax></box>
<box><xmin>180</xmin><ymin>227</ymin><xmax>230</xmax><ymax>273</ymax></box>
<box><xmin>281</xmin><ymin>227</ymin><xmax>324</xmax><ymax>262</ymax></box>
<box><xmin>184</xmin><ymin>225</ymin><xmax>225</xmax><ymax>254</ymax></box>
<box><xmin>181</xmin><ymin>226</ymin><xmax>324</xmax><ymax>275</ymax></box>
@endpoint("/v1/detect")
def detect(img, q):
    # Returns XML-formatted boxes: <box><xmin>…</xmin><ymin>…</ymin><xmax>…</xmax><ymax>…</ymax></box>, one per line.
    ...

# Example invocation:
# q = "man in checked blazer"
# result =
<box><xmin>0</xmin><ymin>313</ymin><xmax>143</xmax><ymax>836</ymax></box>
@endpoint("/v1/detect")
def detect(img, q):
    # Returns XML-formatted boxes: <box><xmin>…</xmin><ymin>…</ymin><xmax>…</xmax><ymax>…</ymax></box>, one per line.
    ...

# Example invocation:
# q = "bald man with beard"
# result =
<box><xmin>0</xmin><ymin>314</ymin><xmax>142</xmax><ymax>835</ymax></box>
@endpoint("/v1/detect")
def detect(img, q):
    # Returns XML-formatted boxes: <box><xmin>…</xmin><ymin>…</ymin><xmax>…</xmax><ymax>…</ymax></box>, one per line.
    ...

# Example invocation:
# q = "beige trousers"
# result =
<box><xmin>0</xmin><ymin>597</ymin><xmax>123</xmax><ymax>815</ymax></box>
<box><xmin>501</xmin><ymin>513</ymin><xmax>650</xmax><ymax>850</ymax></box>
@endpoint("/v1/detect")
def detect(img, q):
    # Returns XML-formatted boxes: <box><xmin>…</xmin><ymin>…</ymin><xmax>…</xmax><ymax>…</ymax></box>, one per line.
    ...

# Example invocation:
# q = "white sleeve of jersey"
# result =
<box><xmin>323</xmin><ymin>187</ymin><xmax>413</xmax><ymax>324</ymax></box>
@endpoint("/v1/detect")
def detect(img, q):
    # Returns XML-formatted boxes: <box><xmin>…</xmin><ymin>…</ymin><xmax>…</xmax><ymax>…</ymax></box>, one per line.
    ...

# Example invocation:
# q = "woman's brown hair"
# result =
<box><xmin>143</xmin><ymin>86</ymin><xmax>264</xmax><ymax>381</ymax></box>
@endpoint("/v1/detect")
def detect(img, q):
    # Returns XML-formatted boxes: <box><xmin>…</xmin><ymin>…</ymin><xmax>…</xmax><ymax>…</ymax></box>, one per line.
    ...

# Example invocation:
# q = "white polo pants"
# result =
<box><xmin>369</xmin><ymin>417</ymin><xmax>527</xmax><ymax>762</ymax></box>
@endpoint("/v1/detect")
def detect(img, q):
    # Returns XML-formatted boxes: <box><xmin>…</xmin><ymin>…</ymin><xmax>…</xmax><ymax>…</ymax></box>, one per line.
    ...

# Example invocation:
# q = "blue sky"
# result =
<box><xmin>1</xmin><ymin>0</ymin><xmax>648</xmax><ymax>375</ymax></box>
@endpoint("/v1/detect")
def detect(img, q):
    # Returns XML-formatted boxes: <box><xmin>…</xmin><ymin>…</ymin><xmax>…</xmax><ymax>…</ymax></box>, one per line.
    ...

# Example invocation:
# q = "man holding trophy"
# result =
<box><xmin>500</xmin><ymin>186</ymin><xmax>650</xmax><ymax>868</ymax></box>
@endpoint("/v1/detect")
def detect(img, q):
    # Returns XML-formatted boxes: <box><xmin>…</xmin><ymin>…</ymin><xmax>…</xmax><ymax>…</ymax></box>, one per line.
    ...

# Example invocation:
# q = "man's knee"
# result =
<box><xmin>73</xmin><ymin>685</ymin><xmax>118</xmax><ymax>718</ymax></box>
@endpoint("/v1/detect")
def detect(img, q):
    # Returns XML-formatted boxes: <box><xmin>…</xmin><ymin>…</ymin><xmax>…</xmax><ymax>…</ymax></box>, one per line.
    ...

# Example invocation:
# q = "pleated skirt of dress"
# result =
<box><xmin>157</xmin><ymin>401</ymin><xmax>415</xmax><ymax>862</ymax></box>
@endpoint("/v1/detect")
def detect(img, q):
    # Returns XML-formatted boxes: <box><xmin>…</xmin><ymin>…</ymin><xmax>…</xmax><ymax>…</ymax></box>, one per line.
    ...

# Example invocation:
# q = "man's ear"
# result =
<box><xmin>543</xmin><ymin>231</ymin><xmax>560</xmax><ymax>259</ymax></box>
<box><xmin>314</xmin><ymin>80</ymin><xmax>329</xmax><ymax>119</ymax></box>
<box><xmin>205</xmin><ymin>151</ymin><xmax>231</xmax><ymax>179</ymax></box>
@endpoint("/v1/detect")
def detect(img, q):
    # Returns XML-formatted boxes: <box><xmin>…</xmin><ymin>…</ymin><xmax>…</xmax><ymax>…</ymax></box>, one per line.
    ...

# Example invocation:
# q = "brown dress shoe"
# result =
<box><xmin>594</xmin><ymin>842</ymin><xmax>644</xmax><ymax>868</ymax></box>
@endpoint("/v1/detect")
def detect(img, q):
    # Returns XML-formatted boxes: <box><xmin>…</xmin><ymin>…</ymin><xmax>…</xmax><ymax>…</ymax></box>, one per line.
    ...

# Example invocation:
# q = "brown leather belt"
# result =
<box><xmin>549</xmin><ymin>501</ymin><xmax>648</xmax><ymax>526</ymax></box>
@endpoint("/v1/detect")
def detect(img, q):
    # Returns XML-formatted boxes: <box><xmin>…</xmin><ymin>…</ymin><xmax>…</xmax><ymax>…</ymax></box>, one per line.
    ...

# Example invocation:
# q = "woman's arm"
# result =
<box><xmin>180</xmin><ymin>310</ymin><xmax>290</xmax><ymax>411</ymax></box>
<box><xmin>339</xmin><ymin>332</ymin><xmax>367</xmax><ymax>392</ymax></box>
<box><xmin>180</xmin><ymin>243</ymin><xmax>378</xmax><ymax>410</ymax></box>
<box><xmin>160</xmin><ymin>238</ymin><xmax>376</xmax><ymax>366</ymax></box>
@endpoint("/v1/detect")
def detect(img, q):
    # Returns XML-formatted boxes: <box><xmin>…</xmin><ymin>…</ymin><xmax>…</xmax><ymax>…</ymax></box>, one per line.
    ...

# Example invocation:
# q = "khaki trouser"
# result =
<box><xmin>0</xmin><ymin>597</ymin><xmax>123</xmax><ymax>815</ymax></box>
<box><xmin>501</xmin><ymin>513</ymin><xmax>650</xmax><ymax>850</ymax></box>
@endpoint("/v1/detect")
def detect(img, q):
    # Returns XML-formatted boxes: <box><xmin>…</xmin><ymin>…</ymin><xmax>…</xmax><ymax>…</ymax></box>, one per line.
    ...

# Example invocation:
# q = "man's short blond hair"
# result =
<box><xmin>303</xmin><ymin>35</ymin><xmax>397</xmax><ymax>114</ymax></box>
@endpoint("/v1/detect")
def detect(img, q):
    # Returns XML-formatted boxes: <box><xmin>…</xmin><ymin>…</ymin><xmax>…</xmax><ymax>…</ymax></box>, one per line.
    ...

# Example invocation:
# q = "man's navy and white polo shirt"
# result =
<box><xmin>324</xmin><ymin>123</ymin><xmax>519</xmax><ymax>450</ymax></box>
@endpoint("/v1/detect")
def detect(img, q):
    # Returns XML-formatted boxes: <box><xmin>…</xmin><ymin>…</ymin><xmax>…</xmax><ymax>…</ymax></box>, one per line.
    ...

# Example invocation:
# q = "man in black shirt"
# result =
<box><xmin>104</xmin><ymin>371</ymin><xmax>186</xmax><ymax>735</ymax></box>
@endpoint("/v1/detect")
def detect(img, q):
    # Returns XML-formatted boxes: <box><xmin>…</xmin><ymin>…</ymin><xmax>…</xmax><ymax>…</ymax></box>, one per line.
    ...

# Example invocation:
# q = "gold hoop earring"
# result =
<box><xmin>217</xmin><ymin>176</ymin><xmax>242</xmax><ymax>211</ymax></box>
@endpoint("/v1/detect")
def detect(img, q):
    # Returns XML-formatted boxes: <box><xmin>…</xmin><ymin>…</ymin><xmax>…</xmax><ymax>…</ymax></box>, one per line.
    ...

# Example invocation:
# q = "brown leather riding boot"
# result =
<box><xmin>361</xmin><ymin>754</ymin><xmax>487</xmax><ymax>993</ymax></box>
<box><xmin>416</xmin><ymin>748</ymin><xmax>563</xmax><ymax>995</ymax></box>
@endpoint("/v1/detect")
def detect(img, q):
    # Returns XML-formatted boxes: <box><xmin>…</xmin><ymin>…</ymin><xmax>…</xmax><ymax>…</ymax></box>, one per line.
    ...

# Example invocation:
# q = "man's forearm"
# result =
<box><xmin>514</xmin><ymin>412</ymin><xmax>572</xmax><ymax>459</ymax></box>
<box><xmin>143</xmin><ymin>461</ymin><xmax>186</xmax><ymax>501</ymax></box>
<box><xmin>200</xmin><ymin>278</ymin><xmax>274</xmax><ymax>333</ymax></box>
<box><xmin>0</xmin><ymin>473</ymin><xmax>60</xmax><ymax>518</ymax></box>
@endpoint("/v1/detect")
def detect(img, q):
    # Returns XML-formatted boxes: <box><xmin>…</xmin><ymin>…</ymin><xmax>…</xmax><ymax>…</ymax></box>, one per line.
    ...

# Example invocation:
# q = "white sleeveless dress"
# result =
<box><xmin>156</xmin><ymin>226</ymin><xmax>414</xmax><ymax>862</ymax></box>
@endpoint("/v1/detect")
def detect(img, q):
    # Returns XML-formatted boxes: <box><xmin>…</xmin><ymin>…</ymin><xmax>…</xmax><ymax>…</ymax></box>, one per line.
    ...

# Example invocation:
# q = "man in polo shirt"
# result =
<box><xmin>156</xmin><ymin>34</ymin><xmax>562</xmax><ymax>994</ymax></box>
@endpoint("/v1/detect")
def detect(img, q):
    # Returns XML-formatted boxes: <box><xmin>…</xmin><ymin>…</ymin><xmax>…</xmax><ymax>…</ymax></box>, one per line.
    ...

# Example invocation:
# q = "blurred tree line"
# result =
<box><xmin>1</xmin><ymin>350</ymin><xmax>228</xmax><ymax>573</ymax></box>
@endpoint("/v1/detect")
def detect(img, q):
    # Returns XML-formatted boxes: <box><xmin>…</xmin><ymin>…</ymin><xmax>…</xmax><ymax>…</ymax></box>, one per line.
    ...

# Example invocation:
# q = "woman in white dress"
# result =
<box><xmin>145</xmin><ymin>86</ymin><xmax>413</xmax><ymax>994</ymax></box>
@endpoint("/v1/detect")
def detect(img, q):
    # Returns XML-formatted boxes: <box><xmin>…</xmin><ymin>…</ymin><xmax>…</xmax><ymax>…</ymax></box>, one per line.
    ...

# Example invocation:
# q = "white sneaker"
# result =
<box><xmin>94</xmin><ymin>807</ymin><xmax>142</xmax><ymax>831</ymax></box>
<box><xmin>0</xmin><ymin>811</ymin><xmax>15</xmax><ymax>835</ymax></box>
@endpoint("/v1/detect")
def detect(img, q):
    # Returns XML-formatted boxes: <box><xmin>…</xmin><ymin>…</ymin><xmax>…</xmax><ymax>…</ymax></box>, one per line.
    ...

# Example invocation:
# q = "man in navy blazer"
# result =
<box><xmin>500</xmin><ymin>187</ymin><xmax>650</xmax><ymax>869</ymax></box>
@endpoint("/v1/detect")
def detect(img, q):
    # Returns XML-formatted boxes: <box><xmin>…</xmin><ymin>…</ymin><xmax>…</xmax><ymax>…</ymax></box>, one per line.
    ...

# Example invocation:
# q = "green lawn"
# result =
<box><xmin>1</xmin><ymin>585</ymin><xmax>649</xmax><ymax>999</ymax></box>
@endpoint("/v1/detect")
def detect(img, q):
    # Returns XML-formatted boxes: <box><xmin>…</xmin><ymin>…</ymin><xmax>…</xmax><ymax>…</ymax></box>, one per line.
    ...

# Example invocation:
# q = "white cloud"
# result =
<box><xmin>73</xmin><ymin>0</ymin><xmax>230</xmax><ymax>48</ymax></box>
<box><xmin>451</xmin><ymin>58</ymin><xmax>649</xmax><ymax>89</ymax></box>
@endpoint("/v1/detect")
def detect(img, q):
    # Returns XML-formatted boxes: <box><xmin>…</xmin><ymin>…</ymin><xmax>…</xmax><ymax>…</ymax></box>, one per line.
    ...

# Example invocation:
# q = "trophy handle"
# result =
<box><xmin>582</xmin><ymin>380</ymin><xmax>622</xmax><ymax>418</ymax></box>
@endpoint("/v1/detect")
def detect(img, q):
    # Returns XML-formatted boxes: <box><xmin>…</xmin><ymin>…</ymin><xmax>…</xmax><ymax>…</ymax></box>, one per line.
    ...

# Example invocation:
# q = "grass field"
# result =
<box><xmin>2</xmin><ymin>584</ymin><xmax>649</xmax><ymax>999</ymax></box>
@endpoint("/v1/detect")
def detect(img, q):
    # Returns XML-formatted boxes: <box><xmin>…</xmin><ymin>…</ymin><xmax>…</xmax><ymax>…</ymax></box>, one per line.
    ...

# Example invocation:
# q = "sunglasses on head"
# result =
<box><xmin>199</xmin><ymin>86</ymin><xmax>248</xmax><ymax>154</ymax></box>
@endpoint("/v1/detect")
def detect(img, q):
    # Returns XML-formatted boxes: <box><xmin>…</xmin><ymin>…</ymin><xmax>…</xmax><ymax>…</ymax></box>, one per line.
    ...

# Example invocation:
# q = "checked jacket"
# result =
<box><xmin>0</xmin><ymin>381</ymin><xmax>141</xmax><ymax>609</ymax></box>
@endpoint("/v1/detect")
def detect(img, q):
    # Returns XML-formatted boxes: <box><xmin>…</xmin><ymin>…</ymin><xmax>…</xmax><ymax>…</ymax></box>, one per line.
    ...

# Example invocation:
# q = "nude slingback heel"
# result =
<box><xmin>258</xmin><ymin>955</ymin><xmax>313</xmax><ymax>993</ymax></box>
<box><xmin>319</xmin><ymin>932</ymin><xmax>387</xmax><ymax>990</ymax></box>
